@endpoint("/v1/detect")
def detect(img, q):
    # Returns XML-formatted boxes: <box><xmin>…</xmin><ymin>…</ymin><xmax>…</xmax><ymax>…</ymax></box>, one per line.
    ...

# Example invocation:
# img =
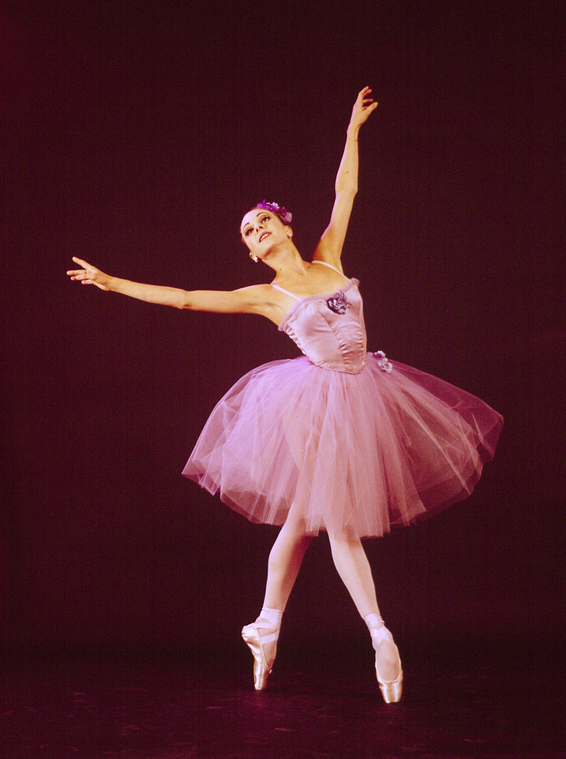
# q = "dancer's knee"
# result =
<box><xmin>281</xmin><ymin>508</ymin><xmax>310</xmax><ymax>540</ymax></box>
<box><xmin>326</xmin><ymin>524</ymin><xmax>359</xmax><ymax>548</ymax></box>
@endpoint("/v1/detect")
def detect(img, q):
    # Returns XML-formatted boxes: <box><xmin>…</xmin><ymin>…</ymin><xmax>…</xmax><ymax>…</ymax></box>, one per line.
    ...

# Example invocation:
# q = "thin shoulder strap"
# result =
<box><xmin>311</xmin><ymin>259</ymin><xmax>343</xmax><ymax>275</ymax></box>
<box><xmin>271</xmin><ymin>282</ymin><xmax>301</xmax><ymax>300</ymax></box>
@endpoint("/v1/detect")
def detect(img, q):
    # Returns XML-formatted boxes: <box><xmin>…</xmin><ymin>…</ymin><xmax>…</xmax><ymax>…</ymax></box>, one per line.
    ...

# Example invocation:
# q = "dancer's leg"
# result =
<box><xmin>242</xmin><ymin>504</ymin><xmax>313</xmax><ymax>689</ymax></box>
<box><xmin>327</xmin><ymin>528</ymin><xmax>401</xmax><ymax>684</ymax></box>
<box><xmin>326</xmin><ymin>528</ymin><xmax>379</xmax><ymax>618</ymax></box>
<box><xmin>262</xmin><ymin>515</ymin><xmax>313</xmax><ymax>611</ymax></box>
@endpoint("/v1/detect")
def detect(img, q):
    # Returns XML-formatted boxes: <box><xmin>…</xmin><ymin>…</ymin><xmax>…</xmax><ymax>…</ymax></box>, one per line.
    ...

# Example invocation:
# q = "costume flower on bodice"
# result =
<box><xmin>326</xmin><ymin>291</ymin><xmax>349</xmax><ymax>314</ymax></box>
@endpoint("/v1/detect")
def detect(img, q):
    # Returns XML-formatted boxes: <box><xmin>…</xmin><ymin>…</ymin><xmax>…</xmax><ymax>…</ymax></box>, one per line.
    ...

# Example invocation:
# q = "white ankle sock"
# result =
<box><xmin>363</xmin><ymin>613</ymin><xmax>394</xmax><ymax>650</ymax></box>
<box><xmin>258</xmin><ymin>606</ymin><xmax>283</xmax><ymax>629</ymax></box>
<box><xmin>363</xmin><ymin>612</ymin><xmax>384</xmax><ymax>631</ymax></box>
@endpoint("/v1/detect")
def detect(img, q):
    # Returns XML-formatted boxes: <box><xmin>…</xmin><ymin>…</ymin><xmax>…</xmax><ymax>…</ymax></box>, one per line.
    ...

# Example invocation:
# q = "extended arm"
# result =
<box><xmin>314</xmin><ymin>87</ymin><xmax>378</xmax><ymax>269</ymax></box>
<box><xmin>67</xmin><ymin>257</ymin><xmax>273</xmax><ymax>316</ymax></box>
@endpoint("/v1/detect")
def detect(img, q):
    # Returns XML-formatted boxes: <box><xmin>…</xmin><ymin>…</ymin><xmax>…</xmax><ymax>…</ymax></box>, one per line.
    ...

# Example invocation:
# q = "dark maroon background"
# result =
<box><xmin>2</xmin><ymin>0</ymin><xmax>564</xmax><ymax>653</ymax></box>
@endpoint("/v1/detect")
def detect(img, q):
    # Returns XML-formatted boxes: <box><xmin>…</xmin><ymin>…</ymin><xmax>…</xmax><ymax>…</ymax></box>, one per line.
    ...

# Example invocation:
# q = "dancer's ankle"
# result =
<box><xmin>363</xmin><ymin>612</ymin><xmax>384</xmax><ymax>632</ymax></box>
<box><xmin>258</xmin><ymin>607</ymin><xmax>283</xmax><ymax>628</ymax></box>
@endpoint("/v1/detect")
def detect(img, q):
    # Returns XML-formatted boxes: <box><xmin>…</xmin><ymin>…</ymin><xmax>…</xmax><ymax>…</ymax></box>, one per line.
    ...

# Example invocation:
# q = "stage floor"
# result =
<box><xmin>3</xmin><ymin>640</ymin><xmax>564</xmax><ymax>759</ymax></box>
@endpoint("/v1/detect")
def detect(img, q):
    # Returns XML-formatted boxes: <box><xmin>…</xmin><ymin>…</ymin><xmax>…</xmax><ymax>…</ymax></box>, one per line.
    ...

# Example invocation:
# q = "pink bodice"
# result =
<box><xmin>277</xmin><ymin>279</ymin><xmax>367</xmax><ymax>374</ymax></box>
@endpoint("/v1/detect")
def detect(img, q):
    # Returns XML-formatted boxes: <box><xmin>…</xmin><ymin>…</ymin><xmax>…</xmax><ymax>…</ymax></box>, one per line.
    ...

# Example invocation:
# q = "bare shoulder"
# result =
<box><xmin>310</xmin><ymin>254</ymin><xmax>345</xmax><ymax>276</ymax></box>
<box><xmin>234</xmin><ymin>283</ymin><xmax>282</xmax><ymax>324</ymax></box>
<box><xmin>234</xmin><ymin>283</ymin><xmax>276</xmax><ymax>304</ymax></box>
<box><xmin>311</xmin><ymin>247</ymin><xmax>345</xmax><ymax>275</ymax></box>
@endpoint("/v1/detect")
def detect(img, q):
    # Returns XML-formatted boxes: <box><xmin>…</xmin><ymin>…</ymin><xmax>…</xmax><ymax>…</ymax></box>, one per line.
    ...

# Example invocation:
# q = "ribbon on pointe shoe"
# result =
<box><xmin>241</xmin><ymin>608</ymin><xmax>282</xmax><ymax>691</ymax></box>
<box><xmin>364</xmin><ymin>614</ymin><xmax>403</xmax><ymax>704</ymax></box>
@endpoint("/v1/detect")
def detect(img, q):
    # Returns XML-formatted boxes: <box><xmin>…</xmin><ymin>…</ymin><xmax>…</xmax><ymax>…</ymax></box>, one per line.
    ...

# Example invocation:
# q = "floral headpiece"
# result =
<box><xmin>256</xmin><ymin>199</ymin><xmax>293</xmax><ymax>225</ymax></box>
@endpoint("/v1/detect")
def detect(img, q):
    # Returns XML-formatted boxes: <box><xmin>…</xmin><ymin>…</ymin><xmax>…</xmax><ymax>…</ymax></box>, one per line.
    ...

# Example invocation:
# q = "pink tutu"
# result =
<box><xmin>183</xmin><ymin>280</ymin><xmax>502</xmax><ymax>538</ymax></box>
<box><xmin>183</xmin><ymin>355</ymin><xmax>502</xmax><ymax>538</ymax></box>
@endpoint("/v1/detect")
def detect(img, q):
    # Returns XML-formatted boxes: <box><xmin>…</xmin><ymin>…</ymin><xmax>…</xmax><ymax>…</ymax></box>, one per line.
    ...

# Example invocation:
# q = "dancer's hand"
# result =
<box><xmin>348</xmin><ymin>86</ymin><xmax>378</xmax><ymax>132</ymax></box>
<box><xmin>67</xmin><ymin>257</ymin><xmax>112</xmax><ymax>290</ymax></box>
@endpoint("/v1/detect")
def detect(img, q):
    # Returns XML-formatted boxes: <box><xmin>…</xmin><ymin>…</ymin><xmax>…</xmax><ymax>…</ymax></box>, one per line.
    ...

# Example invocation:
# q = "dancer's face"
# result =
<box><xmin>240</xmin><ymin>209</ymin><xmax>290</xmax><ymax>257</ymax></box>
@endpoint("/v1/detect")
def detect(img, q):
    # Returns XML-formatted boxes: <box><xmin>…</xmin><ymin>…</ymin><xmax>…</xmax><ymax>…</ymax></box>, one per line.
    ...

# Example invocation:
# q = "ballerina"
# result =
<box><xmin>68</xmin><ymin>87</ymin><xmax>502</xmax><ymax>702</ymax></box>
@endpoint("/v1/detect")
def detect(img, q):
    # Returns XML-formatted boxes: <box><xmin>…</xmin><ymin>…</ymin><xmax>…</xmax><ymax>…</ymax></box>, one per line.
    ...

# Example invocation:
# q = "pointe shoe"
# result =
<box><xmin>376</xmin><ymin>658</ymin><xmax>403</xmax><ymax>704</ymax></box>
<box><xmin>241</xmin><ymin>623</ymin><xmax>279</xmax><ymax>691</ymax></box>
<box><xmin>371</xmin><ymin>625</ymin><xmax>403</xmax><ymax>704</ymax></box>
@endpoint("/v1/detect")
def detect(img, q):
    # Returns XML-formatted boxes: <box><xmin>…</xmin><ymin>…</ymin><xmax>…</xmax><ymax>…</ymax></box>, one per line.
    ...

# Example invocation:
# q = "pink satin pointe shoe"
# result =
<box><xmin>371</xmin><ymin>624</ymin><xmax>403</xmax><ymax>704</ymax></box>
<box><xmin>241</xmin><ymin>622</ymin><xmax>279</xmax><ymax>691</ymax></box>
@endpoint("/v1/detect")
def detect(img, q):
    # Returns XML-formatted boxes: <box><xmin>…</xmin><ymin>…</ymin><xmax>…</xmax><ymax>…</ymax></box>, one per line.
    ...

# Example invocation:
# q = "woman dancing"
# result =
<box><xmin>68</xmin><ymin>88</ymin><xmax>503</xmax><ymax>703</ymax></box>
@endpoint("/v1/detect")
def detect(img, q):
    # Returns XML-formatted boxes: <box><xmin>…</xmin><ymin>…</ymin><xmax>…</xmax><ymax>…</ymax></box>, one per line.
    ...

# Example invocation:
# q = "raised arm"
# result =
<box><xmin>67</xmin><ymin>257</ymin><xmax>275</xmax><ymax>317</ymax></box>
<box><xmin>313</xmin><ymin>87</ymin><xmax>378</xmax><ymax>270</ymax></box>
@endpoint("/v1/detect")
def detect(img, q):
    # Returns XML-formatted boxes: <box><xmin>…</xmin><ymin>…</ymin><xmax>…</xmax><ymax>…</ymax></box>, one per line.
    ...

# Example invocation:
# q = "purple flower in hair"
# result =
<box><xmin>257</xmin><ymin>199</ymin><xmax>293</xmax><ymax>225</ymax></box>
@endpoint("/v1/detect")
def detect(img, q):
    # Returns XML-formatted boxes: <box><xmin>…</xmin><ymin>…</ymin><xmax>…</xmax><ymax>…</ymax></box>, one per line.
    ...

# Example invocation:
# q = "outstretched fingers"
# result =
<box><xmin>71</xmin><ymin>256</ymin><xmax>89</xmax><ymax>268</ymax></box>
<box><xmin>67</xmin><ymin>260</ymin><xmax>90</xmax><ymax>283</ymax></box>
<box><xmin>351</xmin><ymin>86</ymin><xmax>378</xmax><ymax>128</ymax></box>
<box><xmin>66</xmin><ymin>257</ymin><xmax>109</xmax><ymax>289</ymax></box>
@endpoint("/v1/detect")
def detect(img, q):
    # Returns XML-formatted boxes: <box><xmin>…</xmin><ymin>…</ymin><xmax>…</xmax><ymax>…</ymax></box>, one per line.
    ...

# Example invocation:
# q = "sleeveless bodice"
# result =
<box><xmin>277</xmin><ymin>279</ymin><xmax>367</xmax><ymax>374</ymax></box>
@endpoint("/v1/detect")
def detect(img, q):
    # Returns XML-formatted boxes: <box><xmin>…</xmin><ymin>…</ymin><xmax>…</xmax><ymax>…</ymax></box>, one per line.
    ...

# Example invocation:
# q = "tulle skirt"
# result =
<box><xmin>182</xmin><ymin>354</ymin><xmax>503</xmax><ymax>538</ymax></box>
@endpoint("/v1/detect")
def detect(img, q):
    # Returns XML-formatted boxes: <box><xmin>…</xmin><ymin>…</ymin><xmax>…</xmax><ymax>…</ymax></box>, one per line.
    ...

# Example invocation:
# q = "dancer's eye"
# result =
<box><xmin>261</xmin><ymin>216</ymin><xmax>270</xmax><ymax>223</ymax></box>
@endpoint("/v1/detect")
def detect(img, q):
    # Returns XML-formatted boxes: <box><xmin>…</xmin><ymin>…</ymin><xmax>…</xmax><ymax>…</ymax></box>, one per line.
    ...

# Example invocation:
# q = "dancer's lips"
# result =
<box><xmin>259</xmin><ymin>232</ymin><xmax>271</xmax><ymax>242</ymax></box>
